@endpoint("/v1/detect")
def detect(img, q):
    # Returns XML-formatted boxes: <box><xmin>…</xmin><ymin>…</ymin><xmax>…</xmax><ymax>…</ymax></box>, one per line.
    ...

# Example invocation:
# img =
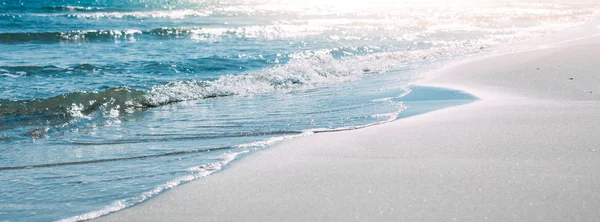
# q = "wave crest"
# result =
<box><xmin>0</xmin><ymin>30</ymin><xmax>142</xmax><ymax>43</ymax></box>
<box><xmin>0</xmin><ymin>25</ymin><xmax>327</xmax><ymax>44</ymax></box>
<box><xmin>0</xmin><ymin>47</ymin><xmax>454</xmax><ymax>132</ymax></box>
<box><xmin>0</xmin><ymin>87</ymin><xmax>146</xmax><ymax>119</ymax></box>
<box><xmin>40</xmin><ymin>6</ymin><xmax>106</xmax><ymax>12</ymax></box>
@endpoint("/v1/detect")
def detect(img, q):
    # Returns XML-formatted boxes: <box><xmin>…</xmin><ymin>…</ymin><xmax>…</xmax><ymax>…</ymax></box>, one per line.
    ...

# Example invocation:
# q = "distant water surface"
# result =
<box><xmin>0</xmin><ymin>0</ymin><xmax>597</xmax><ymax>221</ymax></box>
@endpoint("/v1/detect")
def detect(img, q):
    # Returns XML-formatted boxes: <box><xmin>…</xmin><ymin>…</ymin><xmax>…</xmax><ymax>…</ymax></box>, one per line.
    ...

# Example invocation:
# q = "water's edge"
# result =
<box><xmin>76</xmin><ymin>85</ymin><xmax>477</xmax><ymax>222</ymax></box>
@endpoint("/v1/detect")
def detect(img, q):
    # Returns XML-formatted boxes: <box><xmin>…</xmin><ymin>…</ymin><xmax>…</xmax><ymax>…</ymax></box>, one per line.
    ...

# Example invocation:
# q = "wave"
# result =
<box><xmin>0</xmin><ymin>29</ymin><xmax>144</xmax><ymax>43</ymax></box>
<box><xmin>0</xmin><ymin>87</ymin><xmax>147</xmax><ymax>120</ymax></box>
<box><xmin>0</xmin><ymin>28</ymin><xmax>202</xmax><ymax>44</ymax></box>
<box><xmin>0</xmin><ymin>24</ymin><xmax>328</xmax><ymax>43</ymax></box>
<box><xmin>27</xmin><ymin>9</ymin><xmax>213</xmax><ymax>19</ymax></box>
<box><xmin>2</xmin><ymin>17</ymin><xmax>578</xmax><ymax>44</ymax></box>
<box><xmin>0</xmin><ymin>64</ymin><xmax>107</xmax><ymax>76</ymax></box>
<box><xmin>142</xmin><ymin>50</ymin><xmax>408</xmax><ymax>105</ymax></box>
<box><xmin>40</xmin><ymin>6</ymin><xmax>107</xmax><ymax>12</ymax></box>
<box><xmin>0</xmin><ymin>47</ymin><xmax>457</xmax><ymax>136</ymax></box>
<box><xmin>0</xmin><ymin>56</ymin><xmax>269</xmax><ymax>77</ymax></box>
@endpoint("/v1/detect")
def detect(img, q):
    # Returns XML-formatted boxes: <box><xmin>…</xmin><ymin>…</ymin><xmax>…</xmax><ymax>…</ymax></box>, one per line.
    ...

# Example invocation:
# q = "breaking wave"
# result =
<box><xmin>0</xmin><ymin>47</ymin><xmax>454</xmax><ymax>124</ymax></box>
<box><xmin>40</xmin><ymin>5</ymin><xmax>108</xmax><ymax>12</ymax></box>
<box><xmin>0</xmin><ymin>87</ymin><xmax>146</xmax><ymax>120</ymax></box>
<box><xmin>0</xmin><ymin>29</ymin><xmax>143</xmax><ymax>43</ymax></box>
<box><xmin>0</xmin><ymin>25</ymin><xmax>330</xmax><ymax>43</ymax></box>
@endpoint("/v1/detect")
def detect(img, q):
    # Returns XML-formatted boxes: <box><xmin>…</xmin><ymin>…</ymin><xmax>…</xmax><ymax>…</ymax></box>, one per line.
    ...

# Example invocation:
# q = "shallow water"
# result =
<box><xmin>0</xmin><ymin>0</ymin><xmax>597</xmax><ymax>221</ymax></box>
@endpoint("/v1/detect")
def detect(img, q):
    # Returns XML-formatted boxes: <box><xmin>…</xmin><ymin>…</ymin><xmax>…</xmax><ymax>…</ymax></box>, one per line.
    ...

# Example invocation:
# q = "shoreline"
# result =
<box><xmin>95</xmin><ymin>21</ymin><xmax>600</xmax><ymax>221</ymax></box>
<box><xmin>65</xmin><ymin>86</ymin><xmax>476</xmax><ymax>222</ymax></box>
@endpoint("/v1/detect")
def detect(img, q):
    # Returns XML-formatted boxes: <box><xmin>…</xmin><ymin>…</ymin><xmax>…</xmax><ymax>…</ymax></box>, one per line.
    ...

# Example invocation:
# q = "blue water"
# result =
<box><xmin>0</xmin><ymin>0</ymin><xmax>597</xmax><ymax>221</ymax></box>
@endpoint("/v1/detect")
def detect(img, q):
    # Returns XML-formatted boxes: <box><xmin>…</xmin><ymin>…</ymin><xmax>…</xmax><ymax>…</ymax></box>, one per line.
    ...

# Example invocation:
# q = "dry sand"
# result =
<box><xmin>97</xmin><ymin>27</ymin><xmax>600</xmax><ymax>221</ymax></box>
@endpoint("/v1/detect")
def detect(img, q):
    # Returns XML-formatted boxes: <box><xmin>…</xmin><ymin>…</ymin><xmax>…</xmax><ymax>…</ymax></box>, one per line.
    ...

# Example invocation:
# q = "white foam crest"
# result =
<box><xmin>58</xmin><ymin>29</ymin><xmax>142</xmax><ymax>41</ymax></box>
<box><xmin>49</xmin><ymin>6</ymin><xmax>102</xmax><ymax>11</ymax></box>
<box><xmin>0</xmin><ymin>73</ymin><xmax>22</xmax><ymax>78</ymax></box>
<box><xmin>33</xmin><ymin>9</ymin><xmax>212</xmax><ymax>19</ymax></box>
<box><xmin>188</xmin><ymin>24</ymin><xmax>329</xmax><ymax>40</ymax></box>
<box><xmin>67</xmin><ymin>103</ymin><xmax>90</xmax><ymax>119</ymax></box>
<box><xmin>144</xmin><ymin>47</ymin><xmax>461</xmax><ymax>106</ymax></box>
<box><xmin>59</xmin><ymin>150</ymin><xmax>249</xmax><ymax>222</ymax></box>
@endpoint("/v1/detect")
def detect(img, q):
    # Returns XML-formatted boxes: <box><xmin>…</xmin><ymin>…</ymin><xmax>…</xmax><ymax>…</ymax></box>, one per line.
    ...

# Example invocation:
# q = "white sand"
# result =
<box><xmin>97</xmin><ymin>27</ymin><xmax>600</xmax><ymax>221</ymax></box>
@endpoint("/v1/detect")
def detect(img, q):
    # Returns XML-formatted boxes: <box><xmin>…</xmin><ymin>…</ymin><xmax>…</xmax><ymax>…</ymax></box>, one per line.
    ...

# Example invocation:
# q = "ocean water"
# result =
<box><xmin>0</xmin><ymin>0</ymin><xmax>597</xmax><ymax>221</ymax></box>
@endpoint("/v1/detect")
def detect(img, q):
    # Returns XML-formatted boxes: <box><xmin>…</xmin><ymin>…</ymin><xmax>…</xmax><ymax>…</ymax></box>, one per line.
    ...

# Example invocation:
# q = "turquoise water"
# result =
<box><xmin>0</xmin><ymin>0</ymin><xmax>597</xmax><ymax>221</ymax></box>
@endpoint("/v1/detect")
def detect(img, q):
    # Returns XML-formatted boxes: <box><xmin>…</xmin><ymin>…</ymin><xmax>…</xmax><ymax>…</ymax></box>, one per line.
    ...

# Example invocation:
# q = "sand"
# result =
<box><xmin>96</xmin><ymin>26</ymin><xmax>600</xmax><ymax>221</ymax></box>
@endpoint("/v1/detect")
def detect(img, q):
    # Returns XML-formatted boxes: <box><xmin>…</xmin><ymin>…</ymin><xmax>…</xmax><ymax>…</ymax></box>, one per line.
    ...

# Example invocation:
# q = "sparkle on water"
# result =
<box><xmin>0</xmin><ymin>0</ymin><xmax>597</xmax><ymax>221</ymax></box>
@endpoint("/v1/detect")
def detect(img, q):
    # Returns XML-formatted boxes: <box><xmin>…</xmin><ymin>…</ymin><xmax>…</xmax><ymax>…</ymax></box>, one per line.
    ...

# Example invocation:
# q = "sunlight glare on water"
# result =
<box><xmin>0</xmin><ymin>0</ymin><xmax>598</xmax><ymax>221</ymax></box>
